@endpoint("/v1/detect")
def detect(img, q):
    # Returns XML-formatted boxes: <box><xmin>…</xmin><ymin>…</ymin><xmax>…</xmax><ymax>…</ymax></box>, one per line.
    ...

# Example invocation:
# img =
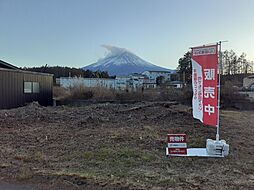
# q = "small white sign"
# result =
<box><xmin>168</xmin><ymin>143</ymin><xmax>187</xmax><ymax>148</ymax></box>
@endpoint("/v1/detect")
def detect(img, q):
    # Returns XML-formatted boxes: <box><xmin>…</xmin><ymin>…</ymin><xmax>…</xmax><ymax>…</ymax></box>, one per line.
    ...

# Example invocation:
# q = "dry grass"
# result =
<box><xmin>54</xmin><ymin>84</ymin><xmax>193</xmax><ymax>104</ymax></box>
<box><xmin>69</xmin><ymin>85</ymin><xmax>94</xmax><ymax>99</ymax></box>
<box><xmin>54</xmin><ymin>85</ymin><xmax>116</xmax><ymax>101</ymax></box>
<box><xmin>92</xmin><ymin>87</ymin><xmax>116</xmax><ymax>100</ymax></box>
<box><xmin>221</xmin><ymin>81</ymin><xmax>247</xmax><ymax>108</ymax></box>
<box><xmin>159</xmin><ymin>86</ymin><xmax>192</xmax><ymax>104</ymax></box>
<box><xmin>16</xmin><ymin>167</ymin><xmax>34</xmax><ymax>181</ymax></box>
<box><xmin>53</xmin><ymin>86</ymin><xmax>71</xmax><ymax>100</ymax></box>
<box><xmin>54</xmin><ymin>82</ymin><xmax>251</xmax><ymax>110</ymax></box>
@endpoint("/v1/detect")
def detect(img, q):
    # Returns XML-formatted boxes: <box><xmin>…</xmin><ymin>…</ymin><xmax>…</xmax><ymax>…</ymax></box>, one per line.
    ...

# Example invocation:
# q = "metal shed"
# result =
<box><xmin>0</xmin><ymin>60</ymin><xmax>53</xmax><ymax>109</ymax></box>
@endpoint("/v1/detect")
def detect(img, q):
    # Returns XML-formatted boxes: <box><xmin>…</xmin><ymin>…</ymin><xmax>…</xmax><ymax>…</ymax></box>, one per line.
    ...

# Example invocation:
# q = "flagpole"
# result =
<box><xmin>216</xmin><ymin>41</ymin><xmax>222</xmax><ymax>141</ymax></box>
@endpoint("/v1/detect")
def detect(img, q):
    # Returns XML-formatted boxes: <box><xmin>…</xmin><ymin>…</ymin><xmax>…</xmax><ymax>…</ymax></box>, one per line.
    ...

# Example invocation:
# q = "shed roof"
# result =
<box><xmin>0</xmin><ymin>60</ymin><xmax>19</xmax><ymax>70</ymax></box>
<box><xmin>143</xmin><ymin>70</ymin><xmax>172</xmax><ymax>73</ymax></box>
<box><xmin>0</xmin><ymin>60</ymin><xmax>53</xmax><ymax>76</ymax></box>
<box><xmin>0</xmin><ymin>67</ymin><xmax>53</xmax><ymax>76</ymax></box>
<box><xmin>169</xmin><ymin>81</ymin><xmax>184</xmax><ymax>84</ymax></box>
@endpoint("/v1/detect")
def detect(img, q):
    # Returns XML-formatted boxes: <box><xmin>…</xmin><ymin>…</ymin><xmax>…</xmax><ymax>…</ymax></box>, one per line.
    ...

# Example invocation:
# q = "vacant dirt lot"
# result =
<box><xmin>0</xmin><ymin>102</ymin><xmax>253</xmax><ymax>190</ymax></box>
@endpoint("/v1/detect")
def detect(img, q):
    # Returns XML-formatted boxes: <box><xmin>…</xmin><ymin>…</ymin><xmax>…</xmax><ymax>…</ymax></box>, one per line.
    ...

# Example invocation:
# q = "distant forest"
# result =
<box><xmin>23</xmin><ymin>66</ymin><xmax>112</xmax><ymax>81</ymax></box>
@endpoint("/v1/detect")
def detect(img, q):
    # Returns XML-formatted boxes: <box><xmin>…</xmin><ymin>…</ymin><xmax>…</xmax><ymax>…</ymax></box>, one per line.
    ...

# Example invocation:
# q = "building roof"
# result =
<box><xmin>0</xmin><ymin>60</ymin><xmax>19</xmax><ymax>70</ymax></box>
<box><xmin>0</xmin><ymin>59</ymin><xmax>53</xmax><ymax>76</ymax></box>
<box><xmin>0</xmin><ymin>67</ymin><xmax>53</xmax><ymax>76</ymax></box>
<box><xmin>129</xmin><ymin>73</ymin><xmax>148</xmax><ymax>79</ymax></box>
<box><xmin>115</xmin><ymin>75</ymin><xmax>130</xmax><ymax>79</ymax></box>
<box><xmin>169</xmin><ymin>81</ymin><xmax>184</xmax><ymax>84</ymax></box>
<box><xmin>59</xmin><ymin>77</ymin><xmax>115</xmax><ymax>81</ymax></box>
<box><xmin>143</xmin><ymin>70</ymin><xmax>172</xmax><ymax>73</ymax></box>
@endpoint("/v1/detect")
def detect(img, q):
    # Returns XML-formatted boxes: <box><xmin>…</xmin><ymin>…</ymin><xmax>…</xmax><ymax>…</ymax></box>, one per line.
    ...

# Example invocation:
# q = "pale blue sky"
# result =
<box><xmin>0</xmin><ymin>0</ymin><xmax>253</xmax><ymax>69</ymax></box>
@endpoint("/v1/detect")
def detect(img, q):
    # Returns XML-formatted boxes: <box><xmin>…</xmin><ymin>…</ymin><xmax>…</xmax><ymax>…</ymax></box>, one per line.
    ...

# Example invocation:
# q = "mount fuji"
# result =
<box><xmin>82</xmin><ymin>45</ymin><xmax>173</xmax><ymax>76</ymax></box>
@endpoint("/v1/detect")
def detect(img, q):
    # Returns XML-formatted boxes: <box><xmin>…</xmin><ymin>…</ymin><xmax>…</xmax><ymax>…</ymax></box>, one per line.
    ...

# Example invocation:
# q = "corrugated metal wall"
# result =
<box><xmin>0</xmin><ymin>69</ymin><xmax>53</xmax><ymax>109</ymax></box>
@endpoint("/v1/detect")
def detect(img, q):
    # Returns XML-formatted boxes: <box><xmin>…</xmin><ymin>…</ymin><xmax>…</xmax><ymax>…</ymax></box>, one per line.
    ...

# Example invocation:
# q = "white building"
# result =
<box><xmin>59</xmin><ymin>76</ymin><xmax>138</xmax><ymax>91</ymax></box>
<box><xmin>128</xmin><ymin>74</ymin><xmax>147</xmax><ymax>90</ymax></box>
<box><xmin>58</xmin><ymin>70</ymin><xmax>176</xmax><ymax>91</ymax></box>
<box><xmin>115</xmin><ymin>76</ymin><xmax>129</xmax><ymax>90</ymax></box>
<box><xmin>167</xmin><ymin>81</ymin><xmax>184</xmax><ymax>89</ymax></box>
<box><xmin>59</xmin><ymin>77</ymin><xmax>116</xmax><ymax>89</ymax></box>
<box><xmin>243</xmin><ymin>75</ymin><xmax>254</xmax><ymax>90</ymax></box>
<box><xmin>143</xmin><ymin>81</ymin><xmax>157</xmax><ymax>89</ymax></box>
<box><xmin>142</xmin><ymin>70</ymin><xmax>172</xmax><ymax>83</ymax></box>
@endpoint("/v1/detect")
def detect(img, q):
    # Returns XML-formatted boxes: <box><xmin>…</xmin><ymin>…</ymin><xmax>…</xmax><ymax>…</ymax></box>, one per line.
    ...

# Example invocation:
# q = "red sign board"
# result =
<box><xmin>167</xmin><ymin>134</ymin><xmax>187</xmax><ymax>156</ymax></box>
<box><xmin>168</xmin><ymin>134</ymin><xmax>186</xmax><ymax>143</ymax></box>
<box><xmin>168</xmin><ymin>148</ymin><xmax>187</xmax><ymax>155</ymax></box>
<box><xmin>191</xmin><ymin>45</ymin><xmax>218</xmax><ymax>127</ymax></box>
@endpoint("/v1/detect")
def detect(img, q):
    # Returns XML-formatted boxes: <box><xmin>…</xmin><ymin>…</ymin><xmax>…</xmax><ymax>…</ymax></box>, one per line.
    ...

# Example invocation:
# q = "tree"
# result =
<box><xmin>156</xmin><ymin>76</ymin><xmax>165</xmax><ymax>86</ymax></box>
<box><xmin>222</xmin><ymin>50</ymin><xmax>253</xmax><ymax>75</ymax></box>
<box><xmin>170</xmin><ymin>73</ymin><xmax>179</xmax><ymax>81</ymax></box>
<box><xmin>177</xmin><ymin>51</ymin><xmax>192</xmax><ymax>83</ymax></box>
<box><xmin>222</xmin><ymin>50</ymin><xmax>237</xmax><ymax>75</ymax></box>
<box><xmin>250</xmin><ymin>61</ymin><xmax>254</xmax><ymax>73</ymax></box>
<box><xmin>238</xmin><ymin>53</ymin><xmax>253</xmax><ymax>74</ymax></box>
<box><xmin>176</xmin><ymin>49</ymin><xmax>253</xmax><ymax>85</ymax></box>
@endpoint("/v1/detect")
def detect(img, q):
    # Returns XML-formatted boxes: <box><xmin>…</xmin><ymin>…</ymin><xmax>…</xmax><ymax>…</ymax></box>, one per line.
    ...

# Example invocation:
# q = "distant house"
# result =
<box><xmin>143</xmin><ymin>81</ymin><xmax>157</xmax><ymax>89</ymax></box>
<box><xmin>142</xmin><ymin>70</ymin><xmax>172</xmax><ymax>83</ymax></box>
<box><xmin>166</xmin><ymin>81</ymin><xmax>184</xmax><ymax>89</ymax></box>
<box><xmin>128</xmin><ymin>74</ymin><xmax>148</xmax><ymax>90</ymax></box>
<box><xmin>59</xmin><ymin>77</ymin><xmax>116</xmax><ymax>89</ymax></box>
<box><xmin>58</xmin><ymin>70</ymin><xmax>177</xmax><ymax>91</ymax></box>
<box><xmin>59</xmin><ymin>71</ymin><xmax>178</xmax><ymax>91</ymax></box>
<box><xmin>243</xmin><ymin>75</ymin><xmax>254</xmax><ymax>90</ymax></box>
<box><xmin>0</xmin><ymin>60</ymin><xmax>53</xmax><ymax>109</ymax></box>
<box><xmin>115</xmin><ymin>76</ymin><xmax>130</xmax><ymax>90</ymax></box>
<box><xmin>59</xmin><ymin>75</ymin><xmax>146</xmax><ymax>91</ymax></box>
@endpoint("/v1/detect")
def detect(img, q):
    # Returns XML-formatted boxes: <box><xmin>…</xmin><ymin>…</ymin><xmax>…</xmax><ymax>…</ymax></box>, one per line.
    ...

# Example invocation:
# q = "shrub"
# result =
<box><xmin>159</xmin><ymin>86</ymin><xmax>192</xmax><ymax>105</ymax></box>
<box><xmin>221</xmin><ymin>81</ymin><xmax>244</xmax><ymax>108</ymax></box>
<box><xmin>53</xmin><ymin>86</ymin><xmax>71</xmax><ymax>100</ymax></box>
<box><xmin>54</xmin><ymin>83</ymin><xmax>194</xmax><ymax>104</ymax></box>
<box><xmin>70</xmin><ymin>84</ymin><xmax>94</xmax><ymax>100</ymax></box>
<box><xmin>54</xmin><ymin>84</ymin><xmax>118</xmax><ymax>101</ymax></box>
<box><xmin>92</xmin><ymin>87</ymin><xmax>116</xmax><ymax>100</ymax></box>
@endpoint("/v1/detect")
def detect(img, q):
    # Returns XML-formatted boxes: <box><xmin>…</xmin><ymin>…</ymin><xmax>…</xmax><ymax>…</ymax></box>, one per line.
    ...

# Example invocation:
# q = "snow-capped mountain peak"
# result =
<box><xmin>82</xmin><ymin>45</ymin><xmax>172</xmax><ymax>76</ymax></box>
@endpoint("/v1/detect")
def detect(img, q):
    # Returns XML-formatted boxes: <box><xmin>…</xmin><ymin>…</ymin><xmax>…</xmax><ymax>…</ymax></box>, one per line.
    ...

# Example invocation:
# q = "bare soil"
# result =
<box><xmin>0</xmin><ymin>102</ymin><xmax>253</xmax><ymax>190</ymax></box>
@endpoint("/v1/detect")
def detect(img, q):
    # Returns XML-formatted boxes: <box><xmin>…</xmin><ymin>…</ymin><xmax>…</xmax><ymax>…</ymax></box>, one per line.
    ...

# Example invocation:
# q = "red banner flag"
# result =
<box><xmin>191</xmin><ymin>45</ymin><xmax>218</xmax><ymax>127</ymax></box>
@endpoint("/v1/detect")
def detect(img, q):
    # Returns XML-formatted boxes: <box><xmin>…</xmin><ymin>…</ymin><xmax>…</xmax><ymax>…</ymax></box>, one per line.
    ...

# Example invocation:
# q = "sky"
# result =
<box><xmin>0</xmin><ymin>0</ymin><xmax>254</xmax><ymax>69</ymax></box>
